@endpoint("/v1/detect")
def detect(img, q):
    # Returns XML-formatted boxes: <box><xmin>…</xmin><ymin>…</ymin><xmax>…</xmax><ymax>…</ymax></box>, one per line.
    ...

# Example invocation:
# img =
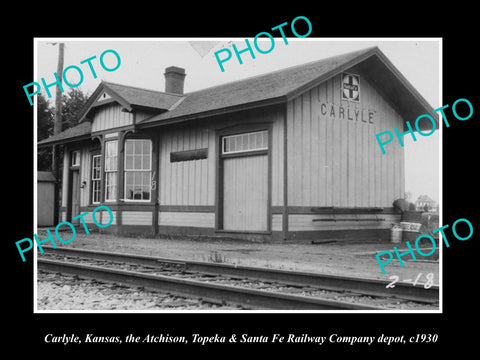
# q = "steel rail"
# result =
<box><xmin>38</xmin><ymin>258</ymin><xmax>384</xmax><ymax>310</ymax></box>
<box><xmin>40</xmin><ymin>246</ymin><xmax>439</xmax><ymax>304</ymax></box>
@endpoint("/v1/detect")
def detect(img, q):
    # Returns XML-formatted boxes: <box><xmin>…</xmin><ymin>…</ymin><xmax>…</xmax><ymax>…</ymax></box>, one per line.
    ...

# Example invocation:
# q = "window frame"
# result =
<box><xmin>91</xmin><ymin>154</ymin><xmax>102</xmax><ymax>204</ymax></box>
<box><xmin>104</xmin><ymin>140</ymin><xmax>118</xmax><ymax>202</ymax></box>
<box><xmin>123</xmin><ymin>139</ymin><xmax>152</xmax><ymax>202</ymax></box>
<box><xmin>71</xmin><ymin>150</ymin><xmax>80</xmax><ymax>167</ymax></box>
<box><xmin>221</xmin><ymin>130</ymin><xmax>269</xmax><ymax>156</ymax></box>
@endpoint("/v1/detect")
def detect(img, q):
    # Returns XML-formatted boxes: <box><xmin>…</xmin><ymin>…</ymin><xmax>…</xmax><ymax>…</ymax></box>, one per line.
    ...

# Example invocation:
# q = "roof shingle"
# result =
<box><xmin>140</xmin><ymin>47</ymin><xmax>375</xmax><ymax>124</ymax></box>
<box><xmin>38</xmin><ymin>46</ymin><xmax>436</xmax><ymax>146</ymax></box>
<box><xmin>101</xmin><ymin>82</ymin><xmax>183</xmax><ymax>110</ymax></box>
<box><xmin>38</xmin><ymin>121</ymin><xmax>91</xmax><ymax>146</ymax></box>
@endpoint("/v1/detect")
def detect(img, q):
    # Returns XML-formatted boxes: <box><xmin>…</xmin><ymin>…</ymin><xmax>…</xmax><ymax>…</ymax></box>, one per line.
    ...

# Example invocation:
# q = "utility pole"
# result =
<box><xmin>51</xmin><ymin>42</ymin><xmax>64</xmax><ymax>224</ymax></box>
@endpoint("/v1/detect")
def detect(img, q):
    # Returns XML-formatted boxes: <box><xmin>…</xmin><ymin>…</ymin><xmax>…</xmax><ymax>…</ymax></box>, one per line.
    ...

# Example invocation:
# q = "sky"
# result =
<box><xmin>35</xmin><ymin>38</ymin><xmax>441</xmax><ymax>204</ymax></box>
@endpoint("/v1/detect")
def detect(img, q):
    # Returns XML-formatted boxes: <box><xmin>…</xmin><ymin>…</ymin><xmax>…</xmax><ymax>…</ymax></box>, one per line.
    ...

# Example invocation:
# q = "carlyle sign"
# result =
<box><xmin>317</xmin><ymin>72</ymin><xmax>374</xmax><ymax>124</ymax></box>
<box><xmin>320</xmin><ymin>102</ymin><xmax>375</xmax><ymax>124</ymax></box>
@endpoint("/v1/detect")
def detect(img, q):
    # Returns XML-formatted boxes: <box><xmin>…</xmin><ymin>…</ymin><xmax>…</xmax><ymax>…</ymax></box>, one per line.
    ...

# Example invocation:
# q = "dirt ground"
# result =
<box><xmin>37</xmin><ymin>229</ymin><xmax>440</xmax><ymax>286</ymax></box>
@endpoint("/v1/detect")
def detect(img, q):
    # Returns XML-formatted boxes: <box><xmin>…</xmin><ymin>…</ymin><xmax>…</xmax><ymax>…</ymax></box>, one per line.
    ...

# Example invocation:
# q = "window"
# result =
<box><xmin>124</xmin><ymin>139</ymin><xmax>152</xmax><ymax>201</ymax></box>
<box><xmin>104</xmin><ymin>140</ymin><xmax>117</xmax><ymax>201</ymax></box>
<box><xmin>91</xmin><ymin>155</ymin><xmax>101</xmax><ymax>204</ymax></box>
<box><xmin>71</xmin><ymin>151</ymin><xmax>80</xmax><ymax>166</ymax></box>
<box><xmin>222</xmin><ymin>130</ymin><xmax>268</xmax><ymax>155</ymax></box>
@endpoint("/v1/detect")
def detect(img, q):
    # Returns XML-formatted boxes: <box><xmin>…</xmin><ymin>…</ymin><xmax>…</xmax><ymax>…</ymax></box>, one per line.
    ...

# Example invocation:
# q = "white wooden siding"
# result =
<box><xmin>61</xmin><ymin>148</ymin><xmax>70</xmax><ymax>207</ymax></box>
<box><xmin>158</xmin><ymin>108</ymin><xmax>283</xmax><ymax>209</ymax></box>
<box><xmin>287</xmin><ymin>73</ymin><xmax>405</xmax><ymax>208</ymax></box>
<box><xmin>159</xmin><ymin>125</ymin><xmax>215</xmax><ymax>206</ymax></box>
<box><xmin>122</xmin><ymin>211</ymin><xmax>152</xmax><ymax>226</ymax></box>
<box><xmin>158</xmin><ymin>212</ymin><xmax>215</xmax><ymax>228</ymax></box>
<box><xmin>272</xmin><ymin>214</ymin><xmax>283</xmax><ymax>232</ymax></box>
<box><xmin>82</xmin><ymin>210</ymin><xmax>117</xmax><ymax>225</ymax></box>
<box><xmin>92</xmin><ymin>103</ymin><xmax>133</xmax><ymax>132</ymax></box>
<box><xmin>271</xmin><ymin>118</ymin><xmax>284</xmax><ymax>207</ymax></box>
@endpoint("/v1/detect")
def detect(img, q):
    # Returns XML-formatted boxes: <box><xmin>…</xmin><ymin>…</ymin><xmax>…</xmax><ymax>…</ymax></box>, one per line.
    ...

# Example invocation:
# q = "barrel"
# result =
<box><xmin>390</xmin><ymin>224</ymin><xmax>403</xmax><ymax>243</ymax></box>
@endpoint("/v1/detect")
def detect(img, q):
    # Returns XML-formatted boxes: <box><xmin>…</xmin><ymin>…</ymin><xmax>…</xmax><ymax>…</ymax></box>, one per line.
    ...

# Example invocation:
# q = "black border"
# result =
<box><xmin>6</xmin><ymin>6</ymin><xmax>478</xmax><ymax>356</ymax></box>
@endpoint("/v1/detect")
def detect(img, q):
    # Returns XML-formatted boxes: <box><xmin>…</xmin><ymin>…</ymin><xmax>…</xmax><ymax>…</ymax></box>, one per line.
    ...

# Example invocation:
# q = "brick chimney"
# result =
<box><xmin>164</xmin><ymin>66</ymin><xmax>186</xmax><ymax>94</ymax></box>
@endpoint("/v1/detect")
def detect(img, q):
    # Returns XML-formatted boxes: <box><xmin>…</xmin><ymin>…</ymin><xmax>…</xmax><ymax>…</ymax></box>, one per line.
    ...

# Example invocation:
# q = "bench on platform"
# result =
<box><xmin>310</xmin><ymin>207</ymin><xmax>386</xmax><ymax>222</ymax></box>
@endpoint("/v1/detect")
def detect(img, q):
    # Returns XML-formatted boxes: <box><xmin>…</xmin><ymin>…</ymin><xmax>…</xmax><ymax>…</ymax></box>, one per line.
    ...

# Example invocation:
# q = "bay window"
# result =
<box><xmin>124</xmin><ymin>139</ymin><xmax>152</xmax><ymax>201</ymax></box>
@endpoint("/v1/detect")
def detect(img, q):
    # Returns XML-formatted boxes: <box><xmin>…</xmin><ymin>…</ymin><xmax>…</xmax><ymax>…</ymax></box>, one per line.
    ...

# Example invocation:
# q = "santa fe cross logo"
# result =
<box><xmin>342</xmin><ymin>73</ymin><xmax>360</xmax><ymax>102</ymax></box>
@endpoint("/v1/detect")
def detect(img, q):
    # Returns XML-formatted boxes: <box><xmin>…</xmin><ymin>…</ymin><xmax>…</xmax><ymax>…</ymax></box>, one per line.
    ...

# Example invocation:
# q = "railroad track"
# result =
<box><xmin>38</xmin><ymin>247</ymin><xmax>439</xmax><ymax>310</ymax></box>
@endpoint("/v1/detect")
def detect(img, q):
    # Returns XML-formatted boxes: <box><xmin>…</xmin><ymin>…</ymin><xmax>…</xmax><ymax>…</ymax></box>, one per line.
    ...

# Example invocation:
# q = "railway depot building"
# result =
<box><xmin>38</xmin><ymin>46</ymin><xmax>436</xmax><ymax>242</ymax></box>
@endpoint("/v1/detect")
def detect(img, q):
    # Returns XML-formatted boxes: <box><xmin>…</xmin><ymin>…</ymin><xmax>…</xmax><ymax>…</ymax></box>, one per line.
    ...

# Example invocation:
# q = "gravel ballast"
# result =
<box><xmin>36</xmin><ymin>230</ymin><xmax>440</xmax><ymax>311</ymax></box>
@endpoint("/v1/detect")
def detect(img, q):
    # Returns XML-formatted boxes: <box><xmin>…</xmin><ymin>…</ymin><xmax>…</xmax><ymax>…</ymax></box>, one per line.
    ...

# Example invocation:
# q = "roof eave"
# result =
<box><xmin>285</xmin><ymin>47</ymin><xmax>438</xmax><ymax>132</ymax></box>
<box><xmin>356</xmin><ymin>50</ymin><xmax>439</xmax><ymax>131</ymax></box>
<box><xmin>284</xmin><ymin>47</ymin><xmax>379</xmax><ymax>101</ymax></box>
<box><xmin>130</xmin><ymin>104</ymin><xmax>169</xmax><ymax>114</ymax></box>
<box><xmin>138</xmin><ymin>96</ymin><xmax>287</xmax><ymax>129</ymax></box>
<box><xmin>375</xmin><ymin>50</ymin><xmax>436</xmax><ymax>111</ymax></box>
<box><xmin>37</xmin><ymin>134</ymin><xmax>93</xmax><ymax>148</ymax></box>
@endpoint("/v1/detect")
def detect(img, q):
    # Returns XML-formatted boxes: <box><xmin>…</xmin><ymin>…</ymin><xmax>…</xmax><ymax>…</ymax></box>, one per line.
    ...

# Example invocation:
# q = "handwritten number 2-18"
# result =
<box><xmin>386</xmin><ymin>273</ymin><xmax>434</xmax><ymax>289</ymax></box>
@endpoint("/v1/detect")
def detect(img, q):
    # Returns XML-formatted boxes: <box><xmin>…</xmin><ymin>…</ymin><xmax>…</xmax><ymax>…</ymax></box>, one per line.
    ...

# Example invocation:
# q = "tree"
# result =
<box><xmin>61</xmin><ymin>88</ymin><xmax>90</xmax><ymax>131</ymax></box>
<box><xmin>37</xmin><ymin>88</ymin><xmax>90</xmax><ymax>171</ymax></box>
<box><xmin>404</xmin><ymin>191</ymin><xmax>412</xmax><ymax>202</ymax></box>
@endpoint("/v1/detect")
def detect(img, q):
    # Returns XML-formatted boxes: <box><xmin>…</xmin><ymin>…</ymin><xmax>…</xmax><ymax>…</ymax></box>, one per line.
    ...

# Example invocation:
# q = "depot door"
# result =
<box><xmin>69</xmin><ymin>169</ymin><xmax>80</xmax><ymax>225</ymax></box>
<box><xmin>220</xmin><ymin>130</ymin><xmax>269</xmax><ymax>232</ymax></box>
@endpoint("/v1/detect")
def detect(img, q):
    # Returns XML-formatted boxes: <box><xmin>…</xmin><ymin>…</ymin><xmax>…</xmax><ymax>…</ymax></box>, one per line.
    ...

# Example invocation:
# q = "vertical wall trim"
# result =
<box><xmin>66</xmin><ymin>167</ymin><xmax>73</xmax><ymax>222</ymax></box>
<box><xmin>116</xmin><ymin>131</ymin><xmax>125</xmax><ymax>231</ymax></box>
<box><xmin>153</xmin><ymin>131</ymin><xmax>160</xmax><ymax>235</ymax></box>
<box><xmin>214</xmin><ymin>130</ymin><xmax>222</xmax><ymax>230</ymax></box>
<box><xmin>99</xmin><ymin>136</ymin><xmax>106</xmax><ymax>203</ymax></box>
<box><xmin>267</xmin><ymin>121</ymin><xmax>273</xmax><ymax>233</ymax></box>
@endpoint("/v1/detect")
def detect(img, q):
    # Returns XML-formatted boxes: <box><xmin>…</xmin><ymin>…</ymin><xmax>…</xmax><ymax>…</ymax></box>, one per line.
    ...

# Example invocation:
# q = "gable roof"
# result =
<box><xmin>99</xmin><ymin>82</ymin><xmax>183</xmax><ymax>111</ymax></box>
<box><xmin>77</xmin><ymin>81</ymin><xmax>183</xmax><ymax>122</ymax></box>
<box><xmin>140</xmin><ymin>47</ymin><xmax>377</xmax><ymax>126</ymax></box>
<box><xmin>38</xmin><ymin>46</ymin><xmax>437</xmax><ymax>147</ymax></box>
<box><xmin>140</xmin><ymin>46</ymin><xmax>436</xmax><ymax>128</ymax></box>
